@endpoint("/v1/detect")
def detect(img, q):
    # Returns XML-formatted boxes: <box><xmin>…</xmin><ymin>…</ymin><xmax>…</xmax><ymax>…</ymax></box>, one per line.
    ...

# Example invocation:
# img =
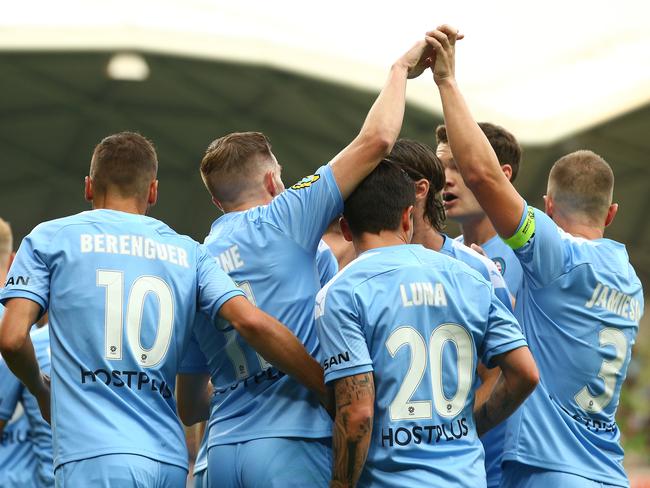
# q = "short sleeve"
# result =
<box><xmin>196</xmin><ymin>245</ymin><xmax>246</xmax><ymax>322</ymax></box>
<box><xmin>315</xmin><ymin>285</ymin><xmax>373</xmax><ymax>384</ymax></box>
<box><xmin>179</xmin><ymin>329</ymin><xmax>209</xmax><ymax>374</ymax></box>
<box><xmin>0</xmin><ymin>359</ymin><xmax>23</xmax><ymax>421</ymax></box>
<box><xmin>0</xmin><ymin>227</ymin><xmax>51</xmax><ymax>313</ymax></box>
<box><xmin>479</xmin><ymin>288</ymin><xmax>528</xmax><ymax>368</ymax></box>
<box><xmin>316</xmin><ymin>240</ymin><xmax>338</xmax><ymax>288</ymax></box>
<box><xmin>503</xmin><ymin>204</ymin><xmax>566</xmax><ymax>288</ymax></box>
<box><xmin>267</xmin><ymin>165</ymin><xmax>344</xmax><ymax>252</ymax></box>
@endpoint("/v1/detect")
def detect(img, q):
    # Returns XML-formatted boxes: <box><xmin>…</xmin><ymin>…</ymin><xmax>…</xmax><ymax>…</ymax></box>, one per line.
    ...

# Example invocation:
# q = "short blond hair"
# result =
<box><xmin>548</xmin><ymin>150</ymin><xmax>614</xmax><ymax>224</ymax></box>
<box><xmin>200</xmin><ymin>132</ymin><xmax>274</xmax><ymax>204</ymax></box>
<box><xmin>0</xmin><ymin>218</ymin><xmax>13</xmax><ymax>263</ymax></box>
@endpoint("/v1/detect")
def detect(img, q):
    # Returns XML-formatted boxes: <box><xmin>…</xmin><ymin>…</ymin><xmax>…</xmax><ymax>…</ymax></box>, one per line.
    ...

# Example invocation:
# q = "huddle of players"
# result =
<box><xmin>0</xmin><ymin>24</ymin><xmax>643</xmax><ymax>488</ymax></box>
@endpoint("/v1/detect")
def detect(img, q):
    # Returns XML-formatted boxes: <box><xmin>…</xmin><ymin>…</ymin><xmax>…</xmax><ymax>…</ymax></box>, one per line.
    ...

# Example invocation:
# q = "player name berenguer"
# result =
<box><xmin>80</xmin><ymin>233</ymin><xmax>190</xmax><ymax>268</ymax></box>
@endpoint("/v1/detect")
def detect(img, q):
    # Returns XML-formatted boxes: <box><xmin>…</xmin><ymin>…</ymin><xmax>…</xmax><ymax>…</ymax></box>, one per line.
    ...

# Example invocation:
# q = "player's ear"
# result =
<box><xmin>414</xmin><ymin>178</ymin><xmax>429</xmax><ymax>200</ymax></box>
<box><xmin>543</xmin><ymin>194</ymin><xmax>553</xmax><ymax>218</ymax></box>
<box><xmin>212</xmin><ymin>197</ymin><xmax>224</xmax><ymax>212</ymax></box>
<box><xmin>340</xmin><ymin>217</ymin><xmax>354</xmax><ymax>242</ymax></box>
<box><xmin>148</xmin><ymin>180</ymin><xmax>158</xmax><ymax>206</ymax></box>
<box><xmin>84</xmin><ymin>176</ymin><xmax>93</xmax><ymax>202</ymax></box>
<box><xmin>501</xmin><ymin>164</ymin><xmax>513</xmax><ymax>181</ymax></box>
<box><xmin>402</xmin><ymin>205</ymin><xmax>414</xmax><ymax>237</ymax></box>
<box><xmin>604</xmin><ymin>203</ymin><xmax>618</xmax><ymax>228</ymax></box>
<box><xmin>263</xmin><ymin>170</ymin><xmax>279</xmax><ymax>198</ymax></box>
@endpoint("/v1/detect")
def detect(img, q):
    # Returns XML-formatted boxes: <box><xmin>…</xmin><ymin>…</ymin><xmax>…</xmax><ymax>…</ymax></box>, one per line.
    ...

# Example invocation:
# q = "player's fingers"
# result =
<box><xmin>425</xmin><ymin>35</ymin><xmax>444</xmax><ymax>53</ymax></box>
<box><xmin>426</xmin><ymin>30</ymin><xmax>451</xmax><ymax>51</ymax></box>
<box><xmin>437</xmin><ymin>24</ymin><xmax>461</xmax><ymax>41</ymax></box>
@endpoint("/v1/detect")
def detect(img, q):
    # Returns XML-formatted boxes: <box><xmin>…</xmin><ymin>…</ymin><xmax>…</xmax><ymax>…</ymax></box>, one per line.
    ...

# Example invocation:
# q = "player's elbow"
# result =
<box><xmin>0</xmin><ymin>328</ymin><xmax>24</xmax><ymax>357</ymax></box>
<box><xmin>230</xmin><ymin>307</ymin><xmax>268</xmax><ymax>341</ymax></box>
<box><xmin>460</xmin><ymin>160</ymin><xmax>496</xmax><ymax>192</ymax></box>
<box><xmin>340</xmin><ymin>403</ymin><xmax>374</xmax><ymax>432</ymax></box>
<box><xmin>358</xmin><ymin>130</ymin><xmax>394</xmax><ymax>161</ymax></box>
<box><xmin>511</xmin><ymin>356</ymin><xmax>539</xmax><ymax>400</ymax></box>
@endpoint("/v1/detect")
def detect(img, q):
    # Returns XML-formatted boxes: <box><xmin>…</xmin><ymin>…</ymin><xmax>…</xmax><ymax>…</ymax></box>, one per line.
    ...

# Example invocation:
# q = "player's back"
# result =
<box><xmin>317</xmin><ymin>244</ymin><xmax>526</xmax><ymax>487</ymax></box>
<box><xmin>4</xmin><ymin>209</ymin><xmax>214</xmax><ymax>470</ymax></box>
<box><xmin>197</xmin><ymin>206</ymin><xmax>332</xmax><ymax>444</ymax></box>
<box><xmin>503</xmin><ymin>208</ymin><xmax>644</xmax><ymax>485</ymax></box>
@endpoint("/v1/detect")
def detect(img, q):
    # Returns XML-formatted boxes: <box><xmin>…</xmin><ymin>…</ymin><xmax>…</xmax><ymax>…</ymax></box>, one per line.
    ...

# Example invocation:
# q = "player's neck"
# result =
<box><xmin>460</xmin><ymin>215</ymin><xmax>497</xmax><ymax>247</ymax></box>
<box><xmin>92</xmin><ymin>194</ymin><xmax>147</xmax><ymax>215</ymax></box>
<box><xmin>225</xmin><ymin>195</ymin><xmax>273</xmax><ymax>213</ymax></box>
<box><xmin>553</xmin><ymin>214</ymin><xmax>604</xmax><ymax>240</ymax></box>
<box><xmin>353</xmin><ymin>231</ymin><xmax>409</xmax><ymax>256</ymax></box>
<box><xmin>411</xmin><ymin>220</ymin><xmax>444</xmax><ymax>252</ymax></box>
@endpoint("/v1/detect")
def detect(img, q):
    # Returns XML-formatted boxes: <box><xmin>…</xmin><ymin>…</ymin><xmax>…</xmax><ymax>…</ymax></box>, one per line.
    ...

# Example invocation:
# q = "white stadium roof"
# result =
<box><xmin>2</xmin><ymin>0</ymin><xmax>650</xmax><ymax>144</ymax></box>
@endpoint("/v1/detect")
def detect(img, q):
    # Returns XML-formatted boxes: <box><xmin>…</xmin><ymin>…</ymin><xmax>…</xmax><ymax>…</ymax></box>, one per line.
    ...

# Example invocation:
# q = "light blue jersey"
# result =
<box><xmin>441</xmin><ymin>235</ymin><xmax>513</xmax><ymax>312</ymax></box>
<box><xmin>316</xmin><ymin>240</ymin><xmax>338</xmax><ymax>287</ymax></box>
<box><xmin>316</xmin><ymin>244</ymin><xmax>528</xmax><ymax>487</ymax></box>
<box><xmin>457</xmin><ymin>233</ymin><xmax>524</xmax><ymax>300</ymax></box>
<box><xmin>188</xmin><ymin>238</ymin><xmax>338</xmax><ymax>481</ymax></box>
<box><xmin>193</xmin><ymin>164</ymin><xmax>342</xmax><ymax>449</ymax></box>
<box><xmin>0</xmin><ymin>306</ymin><xmax>38</xmax><ymax>488</ymax></box>
<box><xmin>0</xmin><ymin>209</ymin><xmax>244</xmax><ymax>471</ymax></box>
<box><xmin>24</xmin><ymin>325</ymin><xmax>54</xmax><ymax>487</ymax></box>
<box><xmin>502</xmin><ymin>205</ymin><xmax>643</xmax><ymax>487</ymax></box>
<box><xmin>450</xmin><ymin>233</ymin><xmax>518</xmax><ymax>487</ymax></box>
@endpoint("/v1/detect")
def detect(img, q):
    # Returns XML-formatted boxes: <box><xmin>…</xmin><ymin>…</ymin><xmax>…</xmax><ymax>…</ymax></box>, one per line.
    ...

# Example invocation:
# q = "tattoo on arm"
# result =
<box><xmin>331</xmin><ymin>372</ymin><xmax>375</xmax><ymax>488</ymax></box>
<box><xmin>474</xmin><ymin>374</ymin><xmax>517</xmax><ymax>437</ymax></box>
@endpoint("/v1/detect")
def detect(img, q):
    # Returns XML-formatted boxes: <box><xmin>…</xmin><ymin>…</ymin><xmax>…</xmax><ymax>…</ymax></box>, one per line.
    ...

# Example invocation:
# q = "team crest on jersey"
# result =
<box><xmin>492</xmin><ymin>257</ymin><xmax>506</xmax><ymax>275</ymax></box>
<box><xmin>291</xmin><ymin>174</ymin><xmax>320</xmax><ymax>190</ymax></box>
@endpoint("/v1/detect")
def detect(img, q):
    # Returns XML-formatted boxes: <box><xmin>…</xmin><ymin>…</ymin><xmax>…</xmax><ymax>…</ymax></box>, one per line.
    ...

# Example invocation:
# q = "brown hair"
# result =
<box><xmin>548</xmin><ymin>150</ymin><xmax>614</xmax><ymax>224</ymax></box>
<box><xmin>200</xmin><ymin>132</ymin><xmax>274</xmax><ymax>203</ymax></box>
<box><xmin>436</xmin><ymin>122</ymin><xmax>522</xmax><ymax>181</ymax></box>
<box><xmin>388</xmin><ymin>139</ymin><xmax>446</xmax><ymax>231</ymax></box>
<box><xmin>90</xmin><ymin>132</ymin><xmax>157</xmax><ymax>199</ymax></box>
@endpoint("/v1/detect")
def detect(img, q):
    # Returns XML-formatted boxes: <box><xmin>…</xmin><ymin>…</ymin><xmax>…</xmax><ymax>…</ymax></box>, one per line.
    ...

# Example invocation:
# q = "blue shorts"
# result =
<box><xmin>207</xmin><ymin>437</ymin><xmax>331</xmax><ymax>488</ymax></box>
<box><xmin>194</xmin><ymin>468</ymin><xmax>208</xmax><ymax>488</ymax></box>
<box><xmin>501</xmin><ymin>461</ymin><xmax>625</xmax><ymax>488</ymax></box>
<box><xmin>55</xmin><ymin>454</ymin><xmax>187</xmax><ymax>488</ymax></box>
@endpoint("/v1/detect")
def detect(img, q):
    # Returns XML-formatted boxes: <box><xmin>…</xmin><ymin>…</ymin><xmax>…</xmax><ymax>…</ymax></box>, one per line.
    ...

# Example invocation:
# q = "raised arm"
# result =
<box><xmin>427</xmin><ymin>26</ymin><xmax>525</xmax><ymax>238</ymax></box>
<box><xmin>330</xmin><ymin>40</ymin><xmax>434</xmax><ymax>199</ymax></box>
<box><xmin>0</xmin><ymin>298</ymin><xmax>51</xmax><ymax>423</ymax></box>
<box><xmin>218</xmin><ymin>295</ymin><xmax>329</xmax><ymax>406</ymax></box>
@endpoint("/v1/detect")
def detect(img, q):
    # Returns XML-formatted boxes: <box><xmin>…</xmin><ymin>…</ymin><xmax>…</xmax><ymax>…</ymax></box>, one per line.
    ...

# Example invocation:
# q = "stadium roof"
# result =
<box><xmin>2</xmin><ymin>0</ymin><xmax>650</xmax><ymax>144</ymax></box>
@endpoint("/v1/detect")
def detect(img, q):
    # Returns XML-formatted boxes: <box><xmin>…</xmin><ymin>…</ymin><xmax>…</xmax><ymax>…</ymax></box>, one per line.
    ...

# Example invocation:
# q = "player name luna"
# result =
<box><xmin>585</xmin><ymin>281</ymin><xmax>641</xmax><ymax>322</ymax></box>
<box><xmin>400</xmin><ymin>282</ymin><xmax>448</xmax><ymax>308</ymax></box>
<box><xmin>80</xmin><ymin>233</ymin><xmax>190</xmax><ymax>268</ymax></box>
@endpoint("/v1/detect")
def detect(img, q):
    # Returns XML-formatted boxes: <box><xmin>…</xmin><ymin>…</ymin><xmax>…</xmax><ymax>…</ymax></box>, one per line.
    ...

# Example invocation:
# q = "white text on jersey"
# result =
<box><xmin>216</xmin><ymin>245</ymin><xmax>245</xmax><ymax>273</ymax></box>
<box><xmin>585</xmin><ymin>281</ymin><xmax>641</xmax><ymax>322</ymax></box>
<box><xmin>80</xmin><ymin>234</ymin><xmax>189</xmax><ymax>268</ymax></box>
<box><xmin>400</xmin><ymin>282</ymin><xmax>448</xmax><ymax>308</ymax></box>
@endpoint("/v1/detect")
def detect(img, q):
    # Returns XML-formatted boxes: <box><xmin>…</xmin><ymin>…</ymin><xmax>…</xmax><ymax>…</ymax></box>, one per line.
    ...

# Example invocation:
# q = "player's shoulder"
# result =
<box><xmin>26</xmin><ymin>212</ymin><xmax>91</xmax><ymax>241</ymax></box>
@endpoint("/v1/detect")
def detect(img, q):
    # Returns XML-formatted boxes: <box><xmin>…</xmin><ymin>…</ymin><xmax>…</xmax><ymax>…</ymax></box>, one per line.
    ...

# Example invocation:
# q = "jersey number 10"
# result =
<box><xmin>97</xmin><ymin>270</ymin><xmax>174</xmax><ymax>368</ymax></box>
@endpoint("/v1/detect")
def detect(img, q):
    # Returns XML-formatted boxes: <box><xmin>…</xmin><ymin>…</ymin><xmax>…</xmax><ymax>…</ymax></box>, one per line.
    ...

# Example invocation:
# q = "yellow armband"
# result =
<box><xmin>503</xmin><ymin>206</ymin><xmax>536</xmax><ymax>250</ymax></box>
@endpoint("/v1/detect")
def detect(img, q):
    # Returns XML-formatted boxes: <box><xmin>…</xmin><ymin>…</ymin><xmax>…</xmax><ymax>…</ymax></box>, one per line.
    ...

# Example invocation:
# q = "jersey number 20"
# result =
<box><xmin>386</xmin><ymin>323</ymin><xmax>474</xmax><ymax>421</ymax></box>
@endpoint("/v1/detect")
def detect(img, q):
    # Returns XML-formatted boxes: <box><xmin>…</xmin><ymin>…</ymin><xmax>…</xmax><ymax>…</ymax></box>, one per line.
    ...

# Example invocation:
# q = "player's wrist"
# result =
<box><xmin>435</xmin><ymin>75</ymin><xmax>457</xmax><ymax>89</ymax></box>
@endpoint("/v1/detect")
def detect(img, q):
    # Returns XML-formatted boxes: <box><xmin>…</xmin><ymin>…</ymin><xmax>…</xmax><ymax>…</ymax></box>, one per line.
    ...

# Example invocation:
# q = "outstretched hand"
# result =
<box><xmin>425</xmin><ymin>24</ymin><xmax>462</xmax><ymax>85</ymax></box>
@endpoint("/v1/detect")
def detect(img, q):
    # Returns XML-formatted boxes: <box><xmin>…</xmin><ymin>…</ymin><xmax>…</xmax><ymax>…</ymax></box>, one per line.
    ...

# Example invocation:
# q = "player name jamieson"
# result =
<box><xmin>585</xmin><ymin>281</ymin><xmax>641</xmax><ymax>322</ymax></box>
<box><xmin>80</xmin><ymin>234</ymin><xmax>189</xmax><ymax>268</ymax></box>
<box><xmin>400</xmin><ymin>282</ymin><xmax>448</xmax><ymax>308</ymax></box>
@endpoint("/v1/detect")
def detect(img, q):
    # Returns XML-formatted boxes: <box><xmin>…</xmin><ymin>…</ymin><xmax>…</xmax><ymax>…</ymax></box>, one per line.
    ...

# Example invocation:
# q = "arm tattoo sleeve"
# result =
<box><xmin>331</xmin><ymin>372</ymin><xmax>375</xmax><ymax>488</ymax></box>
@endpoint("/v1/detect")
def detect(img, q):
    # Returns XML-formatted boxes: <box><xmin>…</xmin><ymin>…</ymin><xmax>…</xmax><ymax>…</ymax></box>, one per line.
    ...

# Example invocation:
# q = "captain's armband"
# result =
<box><xmin>502</xmin><ymin>206</ymin><xmax>535</xmax><ymax>250</ymax></box>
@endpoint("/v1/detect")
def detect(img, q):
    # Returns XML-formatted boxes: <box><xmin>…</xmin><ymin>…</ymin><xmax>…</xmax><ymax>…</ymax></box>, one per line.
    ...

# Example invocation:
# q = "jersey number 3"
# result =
<box><xmin>97</xmin><ymin>270</ymin><xmax>174</xmax><ymax>368</ymax></box>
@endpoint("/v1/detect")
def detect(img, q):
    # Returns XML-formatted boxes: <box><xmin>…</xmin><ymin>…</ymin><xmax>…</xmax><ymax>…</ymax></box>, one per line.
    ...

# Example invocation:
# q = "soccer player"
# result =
<box><xmin>178</xmin><ymin>38</ymin><xmax>437</xmax><ymax>487</ymax></box>
<box><xmin>0</xmin><ymin>217</ymin><xmax>38</xmax><ymax>487</ymax></box>
<box><xmin>0</xmin><ymin>132</ymin><xmax>328</xmax><ymax>487</ymax></box>
<box><xmin>428</xmin><ymin>26</ymin><xmax>644</xmax><ymax>487</ymax></box>
<box><xmin>437</xmin><ymin>122</ymin><xmax>524</xmax><ymax>299</ymax></box>
<box><xmin>188</xmin><ymin>241</ymin><xmax>338</xmax><ymax>488</ymax></box>
<box><xmin>315</xmin><ymin>159</ymin><xmax>538</xmax><ymax>487</ymax></box>
<box><xmin>388</xmin><ymin>138</ymin><xmax>514</xmax><ymax>487</ymax></box>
